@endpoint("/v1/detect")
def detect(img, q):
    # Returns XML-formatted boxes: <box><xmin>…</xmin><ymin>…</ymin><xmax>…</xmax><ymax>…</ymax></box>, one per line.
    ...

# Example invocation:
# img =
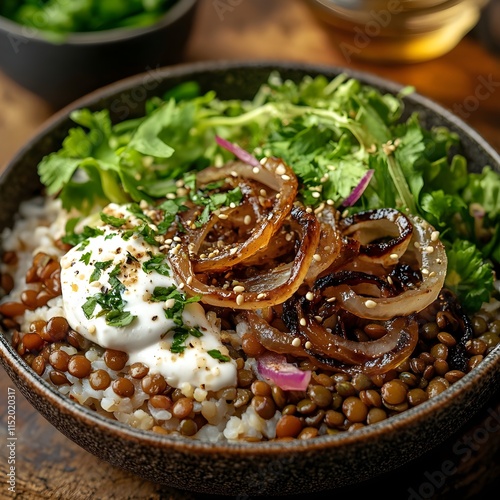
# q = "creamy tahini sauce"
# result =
<box><xmin>59</xmin><ymin>204</ymin><xmax>237</xmax><ymax>392</ymax></box>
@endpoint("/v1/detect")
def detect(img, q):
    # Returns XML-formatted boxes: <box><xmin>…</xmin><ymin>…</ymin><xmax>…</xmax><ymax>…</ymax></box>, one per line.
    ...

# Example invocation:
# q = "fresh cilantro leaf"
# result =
<box><xmin>445</xmin><ymin>240</ymin><xmax>494</xmax><ymax>313</ymax></box>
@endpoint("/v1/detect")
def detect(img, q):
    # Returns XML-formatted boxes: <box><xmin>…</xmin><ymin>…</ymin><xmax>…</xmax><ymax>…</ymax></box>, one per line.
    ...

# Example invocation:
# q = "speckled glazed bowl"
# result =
<box><xmin>0</xmin><ymin>61</ymin><xmax>499</xmax><ymax>497</ymax></box>
<box><xmin>0</xmin><ymin>0</ymin><xmax>199</xmax><ymax>109</ymax></box>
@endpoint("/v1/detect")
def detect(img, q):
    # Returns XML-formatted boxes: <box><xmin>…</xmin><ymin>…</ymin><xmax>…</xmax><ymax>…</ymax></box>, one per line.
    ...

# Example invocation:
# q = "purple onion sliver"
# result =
<box><xmin>257</xmin><ymin>352</ymin><xmax>311</xmax><ymax>391</ymax></box>
<box><xmin>342</xmin><ymin>169</ymin><xmax>375</xmax><ymax>207</ymax></box>
<box><xmin>215</xmin><ymin>135</ymin><xmax>261</xmax><ymax>168</ymax></box>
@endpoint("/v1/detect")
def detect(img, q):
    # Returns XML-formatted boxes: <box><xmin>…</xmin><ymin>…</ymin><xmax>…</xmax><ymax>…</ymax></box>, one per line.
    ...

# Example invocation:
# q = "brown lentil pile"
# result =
<box><xmin>1</xmin><ymin>238</ymin><xmax>499</xmax><ymax>441</ymax></box>
<box><xmin>2</xmin><ymin>299</ymin><xmax>499</xmax><ymax>440</ymax></box>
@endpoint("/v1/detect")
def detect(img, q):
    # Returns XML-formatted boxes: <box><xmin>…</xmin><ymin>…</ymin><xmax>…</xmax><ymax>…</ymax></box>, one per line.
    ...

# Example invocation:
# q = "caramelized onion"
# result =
<box><xmin>191</xmin><ymin>158</ymin><xmax>298</xmax><ymax>273</ymax></box>
<box><xmin>169</xmin><ymin>207</ymin><xmax>321</xmax><ymax>309</ymax></box>
<box><xmin>340</xmin><ymin>208</ymin><xmax>413</xmax><ymax>266</ymax></box>
<box><xmin>318</xmin><ymin>214</ymin><xmax>447</xmax><ymax>320</ymax></box>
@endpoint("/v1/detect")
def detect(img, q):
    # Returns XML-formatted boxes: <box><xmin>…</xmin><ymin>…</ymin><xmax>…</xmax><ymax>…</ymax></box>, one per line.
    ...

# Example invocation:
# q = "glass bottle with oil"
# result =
<box><xmin>307</xmin><ymin>0</ymin><xmax>491</xmax><ymax>63</ymax></box>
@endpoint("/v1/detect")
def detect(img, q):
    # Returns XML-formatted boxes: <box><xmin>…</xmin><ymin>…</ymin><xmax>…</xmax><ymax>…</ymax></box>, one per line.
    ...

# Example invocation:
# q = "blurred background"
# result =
<box><xmin>0</xmin><ymin>0</ymin><xmax>499</xmax><ymax>499</ymax></box>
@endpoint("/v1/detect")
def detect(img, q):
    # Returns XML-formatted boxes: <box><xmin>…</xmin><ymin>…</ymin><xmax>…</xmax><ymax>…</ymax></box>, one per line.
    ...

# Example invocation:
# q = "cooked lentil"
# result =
<box><xmin>0</xmin><ymin>197</ymin><xmax>499</xmax><ymax>442</ymax></box>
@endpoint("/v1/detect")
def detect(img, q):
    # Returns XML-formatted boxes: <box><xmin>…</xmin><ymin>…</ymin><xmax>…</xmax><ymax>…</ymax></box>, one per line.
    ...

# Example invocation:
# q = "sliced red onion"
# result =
<box><xmin>342</xmin><ymin>169</ymin><xmax>375</xmax><ymax>207</ymax></box>
<box><xmin>257</xmin><ymin>351</ymin><xmax>311</xmax><ymax>391</ymax></box>
<box><xmin>215</xmin><ymin>135</ymin><xmax>261</xmax><ymax>168</ymax></box>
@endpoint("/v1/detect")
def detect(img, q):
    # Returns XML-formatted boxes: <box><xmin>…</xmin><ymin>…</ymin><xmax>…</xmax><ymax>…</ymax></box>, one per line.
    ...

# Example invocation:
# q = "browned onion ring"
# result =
<box><xmin>320</xmin><ymin>213</ymin><xmax>447</xmax><ymax>320</ymax></box>
<box><xmin>189</xmin><ymin>158</ymin><xmax>298</xmax><ymax>273</ymax></box>
<box><xmin>168</xmin><ymin>206</ymin><xmax>321</xmax><ymax>309</ymax></box>
<box><xmin>340</xmin><ymin>208</ymin><xmax>413</xmax><ymax>266</ymax></box>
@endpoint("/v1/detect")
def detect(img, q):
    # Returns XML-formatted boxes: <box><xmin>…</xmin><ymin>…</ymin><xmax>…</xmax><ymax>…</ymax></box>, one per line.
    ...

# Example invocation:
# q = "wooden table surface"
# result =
<box><xmin>0</xmin><ymin>0</ymin><xmax>499</xmax><ymax>498</ymax></box>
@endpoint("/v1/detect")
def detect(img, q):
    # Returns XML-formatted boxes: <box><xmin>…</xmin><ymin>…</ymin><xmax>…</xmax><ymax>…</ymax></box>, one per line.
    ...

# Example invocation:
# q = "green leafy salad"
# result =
<box><xmin>0</xmin><ymin>0</ymin><xmax>178</xmax><ymax>40</ymax></box>
<box><xmin>37</xmin><ymin>72</ymin><xmax>500</xmax><ymax>314</ymax></box>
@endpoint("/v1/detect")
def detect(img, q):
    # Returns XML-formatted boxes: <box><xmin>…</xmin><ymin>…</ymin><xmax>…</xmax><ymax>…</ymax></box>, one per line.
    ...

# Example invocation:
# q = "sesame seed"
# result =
<box><xmin>199</xmin><ymin>253</ymin><xmax>207</xmax><ymax>259</ymax></box>
<box><xmin>292</xmin><ymin>338</ymin><xmax>301</xmax><ymax>347</ymax></box>
<box><xmin>390</xmin><ymin>253</ymin><xmax>399</xmax><ymax>260</ymax></box>
<box><xmin>229</xmin><ymin>247</ymin><xmax>238</xmax><ymax>255</ymax></box>
<box><xmin>229</xmin><ymin>202</ymin><xmax>236</xmax><ymax>209</ymax></box>
<box><xmin>414</xmin><ymin>242</ymin><xmax>420</xmax><ymax>248</ymax></box>
<box><xmin>281</xmin><ymin>174</ymin><xmax>291</xmax><ymax>181</ymax></box>
<box><xmin>244</xmin><ymin>215</ymin><xmax>252</xmax><ymax>225</ymax></box>
<box><xmin>171</xmin><ymin>243</ymin><xmax>181</xmax><ymax>255</ymax></box>
<box><xmin>276</xmin><ymin>165</ymin><xmax>286</xmax><ymax>175</ymax></box>
<box><xmin>306</xmin><ymin>207</ymin><xmax>313</xmax><ymax>213</ymax></box>
<box><xmin>387</xmin><ymin>276</ymin><xmax>394</xmax><ymax>285</ymax></box>
<box><xmin>326</xmin><ymin>199</ymin><xmax>334</xmax><ymax>206</ymax></box>
<box><xmin>186</xmin><ymin>276</ymin><xmax>193</xmax><ymax>285</ymax></box>
<box><xmin>285</xmin><ymin>232</ymin><xmax>293</xmax><ymax>242</ymax></box>
<box><xmin>231</xmin><ymin>171</ymin><xmax>238</xmax><ymax>177</ymax></box>
<box><xmin>365</xmin><ymin>299</ymin><xmax>377</xmax><ymax>309</ymax></box>
<box><xmin>260</xmin><ymin>189</ymin><xmax>267</xmax><ymax>197</ymax></box>
<box><xmin>257</xmin><ymin>293</ymin><xmax>266</xmax><ymax>300</ymax></box>
<box><xmin>421</xmin><ymin>268</ymin><xmax>429</xmax><ymax>275</ymax></box>
<box><xmin>233</xmin><ymin>285</ymin><xmax>245</xmax><ymax>293</ymax></box>
<box><xmin>305</xmin><ymin>341</ymin><xmax>312</xmax><ymax>349</ymax></box>
<box><xmin>165</xmin><ymin>298</ymin><xmax>176</xmax><ymax>309</ymax></box>
<box><xmin>173</xmin><ymin>236</ymin><xmax>182</xmax><ymax>242</ymax></box>
<box><xmin>431</xmin><ymin>231</ymin><xmax>440</xmax><ymax>242</ymax></box>
<box><xmin>342</xmin><ymin>209</ymin><xmax>349</xmax><ymax>218</ymax></box>
<box><xmin>429</xmin><ymin>271</ymin><xmax>436</xmax><ymax>277</ymax></box>
<box><xmin>312</xmin><ymin>192</ymin><xmax>321</xmax><ymax>199</ymax></box>
<box><xmin>252</xmin><ymin>167</ymin><xmax>260</xmax><ymax>174</ymax></box>
<box><xmin>236</xmin><ymin>294</ymin><xmax>244</xmax><ymax>305</ymax></box>
<box><xmin>326</xmin><ymin>297</ymin><xmax>336</xmax><ymax>303</ymax></box>
<box><xmin>299</xmin><ymin>318</ymin><xmax>307</xmax><ymax>326</ymax></box>
<box><xmin>218</xmin><ymin>213</ymin><xmax>229</xmax><ymax>220</ymax></box>
<box><xmin>305</xmin><ymin>291</ymin><xmax>314</xmax><ymax>301</ymax></box>
<box><xmin>178</xmin><ymin>283</ymin><xmax>185</xmax><ymax>289</ymax></box>
<box><xmin>313</xmin><ymin>254</ymin><xmax>321</xmax><ymax>262</ymax></box>
<box><xmin>425</xmin><ymin>246</ymin><xmax>434</xmax><ymax>253</ymax></box>
<box><xmin>314</xmin><ymin>315</ymin><xmax>323</xmax><ymax>323</ymax></box>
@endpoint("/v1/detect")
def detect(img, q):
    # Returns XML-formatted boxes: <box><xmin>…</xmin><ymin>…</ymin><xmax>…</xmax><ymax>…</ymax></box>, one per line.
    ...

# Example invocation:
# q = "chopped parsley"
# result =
<box><xmin>100</xmin><ymin>212</ymin><xmax>127</xmax><ymax>227</ymax></box>
<box><xmin>79</xmin><ymin>252</ymin><xmax>91</xmax><ymax>265</ymax></box>
<box><xmin>82</xmin><ymin>263</ymin><xmax>137</xmax><ymax>327</ymax></box>
<box><xmin>207</xmin><ymin>349</ymin><xmax>231</xmax><ymax>363</ymax></box>
<box><xmin>142</xmin><ymin>254</ymin><xmax>170</xmax><ymax>276</ymax></box>
<box><xmin>151</xmin><ymin>285</ymin><xmax>201</xmax><ymax>326</ymax></box>
<box><xmin>170</xmin><ymin>326</ymin><xmax>203</xmax><ymax>354</ymax></box>
<box><xmin>89</xmin><ymin>260</ymin><xmax>113</xmax><ymax>283</ymax></box>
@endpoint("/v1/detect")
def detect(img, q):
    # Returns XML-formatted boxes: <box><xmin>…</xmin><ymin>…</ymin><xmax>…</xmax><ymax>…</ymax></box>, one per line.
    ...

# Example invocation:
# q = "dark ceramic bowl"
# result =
<box><xmin>0</xmin><ymin>0</ymin><xmax>199</xmax><ymax>109</ymax></box>
<box><xmin>0</xmin><ymin>61</ymin><xmax>499</xmax><ymax>497</ymax></box>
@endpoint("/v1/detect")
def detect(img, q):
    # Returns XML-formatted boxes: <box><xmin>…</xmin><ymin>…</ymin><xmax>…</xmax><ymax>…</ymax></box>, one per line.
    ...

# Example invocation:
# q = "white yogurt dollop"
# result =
<box><xmin>59</xmin><ymin>205</ymin><xmax>237</xmax><ymax>391</ymax></box>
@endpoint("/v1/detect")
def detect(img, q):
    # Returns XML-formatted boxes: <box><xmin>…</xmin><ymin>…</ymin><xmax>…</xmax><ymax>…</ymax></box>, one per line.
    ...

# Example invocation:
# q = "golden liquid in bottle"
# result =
<box><xmin>307</xmin><ymin>0</ymin><xmax>490</xmax><ymax>63</ymax></box>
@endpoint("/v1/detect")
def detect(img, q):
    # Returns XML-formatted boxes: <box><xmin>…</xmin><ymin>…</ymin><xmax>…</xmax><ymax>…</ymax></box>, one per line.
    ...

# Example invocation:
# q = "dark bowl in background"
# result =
<box><xmin>0</xmin><ymin>61</ymin><xmax>499</xmax><ymax>497</ymax></box>
<box><xmin>0</xmin><ymin>0</ymin><xmax>199</xmax><ymax>110</ymax></box>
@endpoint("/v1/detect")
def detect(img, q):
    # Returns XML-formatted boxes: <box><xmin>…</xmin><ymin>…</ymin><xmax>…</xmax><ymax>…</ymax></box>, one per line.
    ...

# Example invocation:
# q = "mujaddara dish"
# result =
<box><xmin>0</xmin><ymin>72</ymin><xmax>499</xmax><ymax>442</ymax></box>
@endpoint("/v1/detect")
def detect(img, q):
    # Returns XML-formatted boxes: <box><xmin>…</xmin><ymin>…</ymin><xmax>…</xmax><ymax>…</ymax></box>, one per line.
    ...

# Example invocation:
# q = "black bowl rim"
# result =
<box><xmin>0</xmin><ymin>0</ymin><xmax>198</xmax><ymax>45</ymax></box>
<box><xmin>1</xmin><ymin>59</ymin><xmax>499</xmax><ymax>457</ymax></box>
